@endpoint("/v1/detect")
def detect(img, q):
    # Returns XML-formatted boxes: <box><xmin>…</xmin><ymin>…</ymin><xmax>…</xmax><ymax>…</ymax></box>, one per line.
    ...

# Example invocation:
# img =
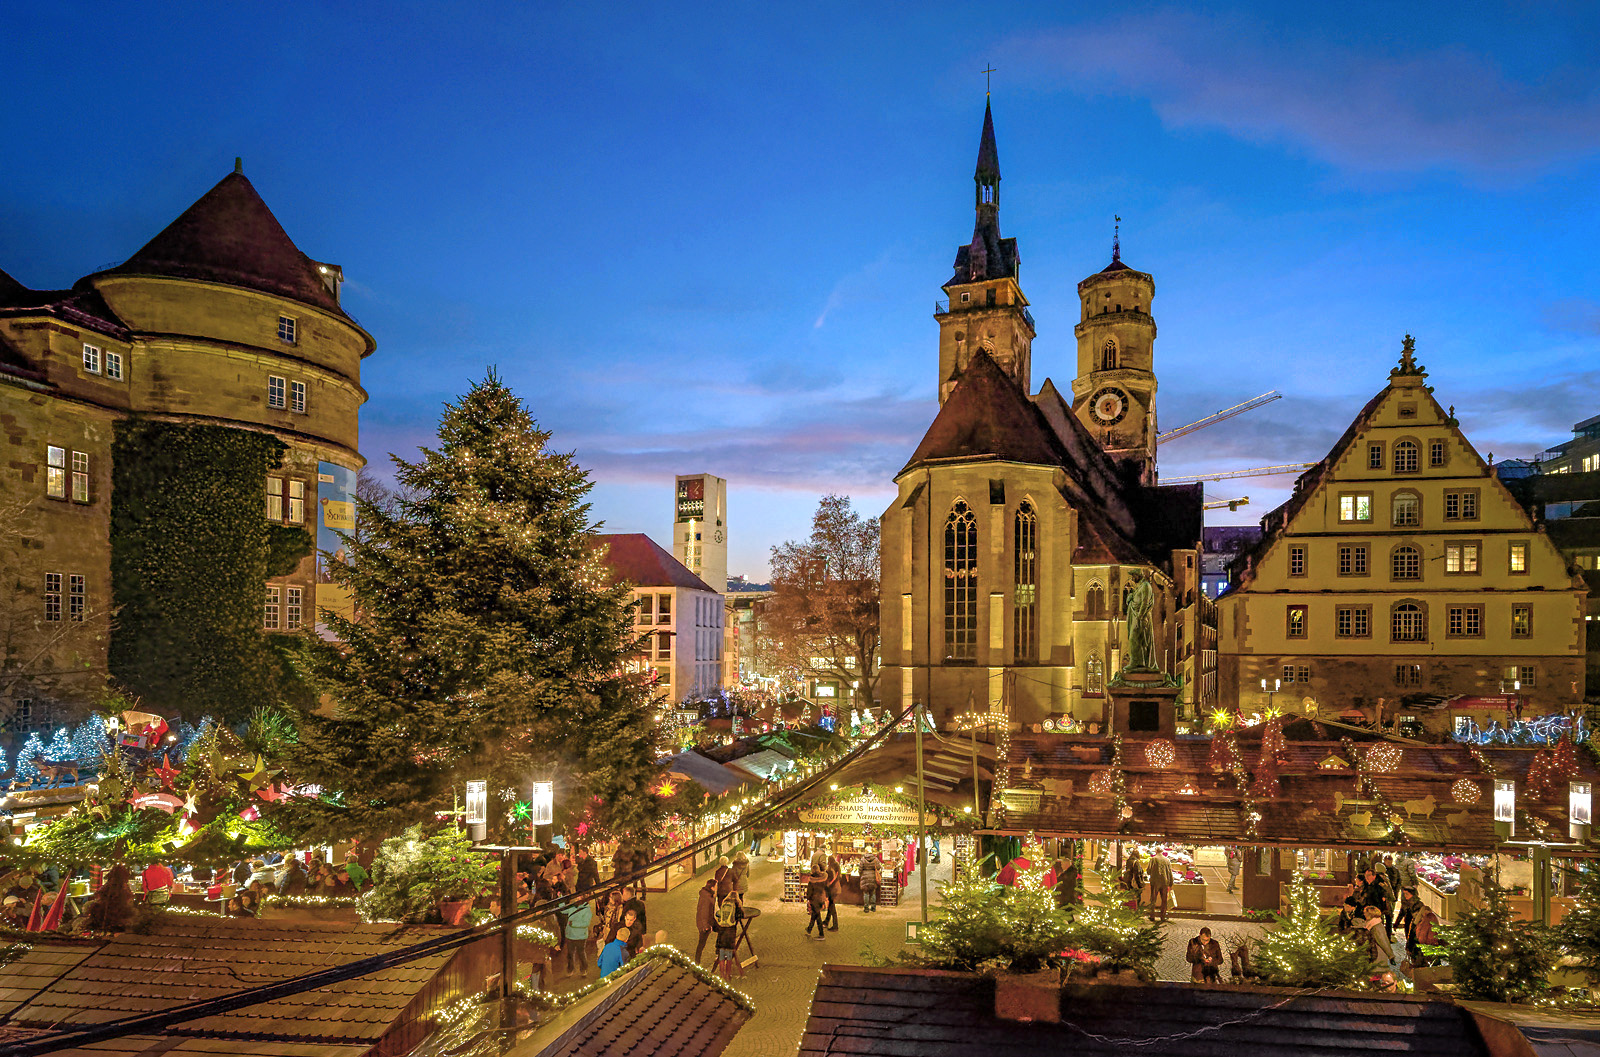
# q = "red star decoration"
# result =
<box><xmin>153</xmin><ymin>753</ymin><xmax>180</xmax><ymax>790</ymax></box>
<box><xmin>255</xmin><ymin>783</ymin><xmax>283</xmax><ymax>803</ymax></box>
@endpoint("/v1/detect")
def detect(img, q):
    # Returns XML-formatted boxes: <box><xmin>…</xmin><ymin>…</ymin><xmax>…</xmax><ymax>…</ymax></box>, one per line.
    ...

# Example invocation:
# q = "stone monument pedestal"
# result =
<box><xmin>1105</xmin><ymin>672</ymin><xmax>1180</xmax><ymax>737</ymax></box>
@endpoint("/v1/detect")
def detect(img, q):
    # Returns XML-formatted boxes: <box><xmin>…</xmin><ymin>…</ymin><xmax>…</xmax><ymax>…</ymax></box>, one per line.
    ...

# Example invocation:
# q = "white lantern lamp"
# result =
<box><xmin>465</xmin><ymin>780</ymin><xmax>488</xmax><ymax>842</ymax></box>
<box><xmin>1571</xmin><ymin>780</ymin><xmax>1592</xmax><ymax>841</ymax></box>
<box><xmin>531</xmin><ymin>781</ymin><xmax>554</xmax><ymax>827</ymax></box>
<box><xmin>1494</xmin><ymin>778</ymin><xmax>1516</xmax><ymax>839</ymax></box>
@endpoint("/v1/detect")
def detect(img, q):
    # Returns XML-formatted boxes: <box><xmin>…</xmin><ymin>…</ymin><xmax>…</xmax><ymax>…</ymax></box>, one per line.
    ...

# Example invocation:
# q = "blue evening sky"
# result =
<box><xmin>4</xmin><ymin>2</ymin><xmax>1598</xmax><ymax>578</ymax></box>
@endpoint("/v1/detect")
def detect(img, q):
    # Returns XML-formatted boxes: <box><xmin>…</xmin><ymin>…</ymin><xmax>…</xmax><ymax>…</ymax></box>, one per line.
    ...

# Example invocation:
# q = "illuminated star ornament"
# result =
<box><xmin>153</xmin><ymin>753</ymin><xmax>180</xmax><ymax>789</ymax></box>
<box><xmin>512</xmin><ymin>800</ymin><xmax>531</xmax><ymax>821</ymax></box>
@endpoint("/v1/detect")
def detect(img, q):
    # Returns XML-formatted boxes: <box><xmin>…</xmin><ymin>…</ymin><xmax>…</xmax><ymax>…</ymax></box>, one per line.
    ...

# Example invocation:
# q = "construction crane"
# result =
<box><xmin>1203</xmin><ymin>496</ymin><xmax>1250</xmax><ymax>512</ymax></box>
<box><xmin>1157</xmin><ymin>391</ymin><xmax>1282</xmax><ymax>445</ymax></box>
<box><xmin>1163</xmin><ymin>463</ymin><xmax>1317</xmax><ymax>485</ymax></box>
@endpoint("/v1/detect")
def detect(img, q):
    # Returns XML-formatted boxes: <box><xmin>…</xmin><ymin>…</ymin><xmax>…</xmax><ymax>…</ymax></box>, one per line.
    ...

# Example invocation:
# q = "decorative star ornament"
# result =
<box><xmin>154</xmin><ymin>753</ymin><xmax>180</xmax><ymax>789</ymax></box>
<box><xmin>512</xmin><ymin>800</ymin><xmax>531</xmax><ymax>821</ymax></box>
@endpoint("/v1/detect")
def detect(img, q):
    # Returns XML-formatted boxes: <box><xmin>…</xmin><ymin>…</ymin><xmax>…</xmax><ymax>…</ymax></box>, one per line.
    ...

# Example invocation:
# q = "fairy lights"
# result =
<box><xmin>1451</xmin><ymin>778</ymin><xmax>1482</xmax><ymax>805</ymax></box>
<box><xmin>1143</xmin><ymin>739</ymin><xmax>1175</xmax><ymax>770</ymax></box>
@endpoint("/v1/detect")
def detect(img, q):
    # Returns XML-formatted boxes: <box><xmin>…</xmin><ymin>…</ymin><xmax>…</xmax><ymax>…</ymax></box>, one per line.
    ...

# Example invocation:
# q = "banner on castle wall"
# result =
<box><xmin>315</xmin><ymin>462</ymin><xmax>358</xmax><ymax>634</ymax></box>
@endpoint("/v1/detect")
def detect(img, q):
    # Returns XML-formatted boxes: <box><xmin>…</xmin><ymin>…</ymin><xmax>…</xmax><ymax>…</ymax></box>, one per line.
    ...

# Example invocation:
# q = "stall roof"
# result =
<box><xmin>723</xmin><ymin>749</ymin><xmax>793</xmax><ymax>782</ymax></box>
<box><xmin>664</xmin><ymin>750</ymin><xmax>755</xmax><ymax>797</ymax></box>
<box><xmin>985</xmin><ymin>732</ymin><xmax>1600</xmax><ymax>852</ymax></box>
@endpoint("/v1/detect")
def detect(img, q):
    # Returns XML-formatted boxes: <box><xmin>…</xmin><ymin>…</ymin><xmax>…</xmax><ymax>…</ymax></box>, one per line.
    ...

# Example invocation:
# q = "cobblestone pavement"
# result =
<box><xmin>549</xmin><ymin>857</ymin><xmax>1266</xmax><ymax>1057</ymax></box>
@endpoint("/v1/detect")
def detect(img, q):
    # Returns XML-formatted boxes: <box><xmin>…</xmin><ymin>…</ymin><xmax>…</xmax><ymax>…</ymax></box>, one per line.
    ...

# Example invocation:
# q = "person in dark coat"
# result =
<box><xmin>693</xmin><ymin>876</ymin><xmax>718</xmax><ymax>964</ymax></box>
<box><xmin>1053</xmin><ymin>858</ymin><xmax>1081</xmax><ymax>911</ymax></box>
<box><xmin>1187</xmin><ymin>927</ymin><xmax>1223</xmax><ymax>984</ymax></box>
<box><xmin>574</xmin><ymin>847</ymin><xmax>599</xmax><ymax>892</ymax></box>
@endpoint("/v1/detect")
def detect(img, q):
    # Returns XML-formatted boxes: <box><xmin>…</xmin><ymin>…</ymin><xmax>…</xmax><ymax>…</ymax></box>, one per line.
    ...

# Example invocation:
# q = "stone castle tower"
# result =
<box><xmin>1070</xmin><ymin>230</ymin><xmax>1159</xmax><ymax>485</ymax></box>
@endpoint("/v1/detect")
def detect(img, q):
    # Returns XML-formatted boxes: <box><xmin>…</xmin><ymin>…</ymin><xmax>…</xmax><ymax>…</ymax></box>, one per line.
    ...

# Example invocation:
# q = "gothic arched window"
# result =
<box><xmin>1086</xmin><ymin>651</ymin><xmax>1104</xmax><ymax>695</ymax></box>
<box><xmin>1391</xmin><ymin>601</ymin><xmax>1427</xmax><ymax>642</ymax></box>
<box><xmin>1101</xmin><ymin>338</ymin><xmax>1118</xmax><ymax>371</ymax></box>
<box><xmin>944</xmin><ymin>500</ymin><xmax>978</xmax><ymax>661</ymax></box>
<box><xmin>1013</xmin><ymin>501</ymin><xmax>1038</xmax><ymax>663</ymax></box>
<box><xmin>1086</xmin><ymin>581</ymin><xmax>1106</xmax><ymax>618</ymax></box>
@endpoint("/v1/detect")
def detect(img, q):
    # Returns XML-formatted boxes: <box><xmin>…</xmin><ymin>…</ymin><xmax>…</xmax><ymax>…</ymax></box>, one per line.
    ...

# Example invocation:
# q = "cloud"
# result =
<box><xmin>1543</xmin><ymin>298</ymin><xmax>1600</xmax><ymax>336</ymax></box>
<box><xmin>1015</xmin><ymin>11</ymin><xmax>1600</xmax><ymax>178</ymax></box>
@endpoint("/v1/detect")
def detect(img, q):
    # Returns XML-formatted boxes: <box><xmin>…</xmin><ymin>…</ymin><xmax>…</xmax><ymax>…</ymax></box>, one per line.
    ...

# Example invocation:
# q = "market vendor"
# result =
<box><xmin>141</xmin><ymin>859</ymin><xmax>175</xmax><ymax>904</ymax></box>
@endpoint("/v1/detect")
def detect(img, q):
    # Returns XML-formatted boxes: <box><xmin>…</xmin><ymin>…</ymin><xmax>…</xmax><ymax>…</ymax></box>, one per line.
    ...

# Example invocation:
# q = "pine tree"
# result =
<box><xmin>1253</xmin><ymin>876</ymin><xmax>1371</xmax><ymax>988</ymax></box>
<box><xmin>1560</xmin><ymin>860</ymin><xmax>1600</xmax><ymax>987</ymax></box>
<box><xmin>71</xmin><ymin>719</ymin><xmax>108</xmax><ymax>765</ymax></box>
<box><xmin>284</xmin><ymin>373</ymin><xmax>662</xmax><ymax>844</ymax></box>
<box><xmin>45</xmin><ymin>727</ymin><xmax>72</xmax><ymax>761</ymax></box>
<box><xmin>1063</xmin><ymin>866</ymin><xmax>1166</xmax><ymax>980</ymax></box>
<box><xmin>15</xmin><ymin>732</ymin><xmax>46</xmax><ymax>783</ymax></box>
<box><xmin>1438</xmin><ymin>873</ymin><xmax>1557</xmax><ymax>1002</ymax></box>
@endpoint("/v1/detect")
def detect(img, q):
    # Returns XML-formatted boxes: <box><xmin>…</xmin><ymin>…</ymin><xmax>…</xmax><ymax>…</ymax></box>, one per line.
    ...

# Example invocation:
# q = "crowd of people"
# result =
<box><xmin>1337</xmin><ymin>852</ymin><xmax>1440</xmax><ymax>981</ymax></box>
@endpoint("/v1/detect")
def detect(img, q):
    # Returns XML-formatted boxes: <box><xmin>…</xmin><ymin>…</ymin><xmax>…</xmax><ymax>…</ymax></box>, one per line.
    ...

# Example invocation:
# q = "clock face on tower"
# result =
<box><xmin>713</xmin><ymin>529</ymin><xmax>724</xmax><ymax>544</ymax></box>
<box><xmin>1089</xmin><ymin>386</ymin><xmax>1130</xmax><ymax>425</ymax></box>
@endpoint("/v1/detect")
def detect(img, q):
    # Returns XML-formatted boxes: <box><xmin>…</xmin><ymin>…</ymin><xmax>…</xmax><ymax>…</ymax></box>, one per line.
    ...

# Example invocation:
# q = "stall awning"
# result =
<box><xmin>724</xmin><ymin>749</ymin><xmax>792</xmax><ymax>783</ymax></box>
<box><xmin>664</xmin><ymin>750</ymin><xmax>755</xmax><ymax>797</ymax></box>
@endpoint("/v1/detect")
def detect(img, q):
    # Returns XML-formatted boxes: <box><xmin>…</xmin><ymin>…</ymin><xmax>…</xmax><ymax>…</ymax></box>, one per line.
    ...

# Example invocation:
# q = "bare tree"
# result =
<box><xmin>765</xmin><ymin>495</ymin><xmax>880</xmax><ymax>707</ymax></box>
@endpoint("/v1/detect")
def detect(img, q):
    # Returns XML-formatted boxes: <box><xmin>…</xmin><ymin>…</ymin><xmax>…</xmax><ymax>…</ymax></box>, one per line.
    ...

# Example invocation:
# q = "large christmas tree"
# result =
<box><xmin>284</xmin><ymin>373</ymin><xmax>662</xmax><ymax>843</ymax></box>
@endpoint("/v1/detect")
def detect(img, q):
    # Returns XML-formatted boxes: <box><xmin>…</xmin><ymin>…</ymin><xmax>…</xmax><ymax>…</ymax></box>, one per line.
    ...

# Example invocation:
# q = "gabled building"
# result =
<box><xmin>880</xmin><ymin>103</ymin><xmax>1211</xmax><ymax>730</ymax></box>
<box><xmin>1219</xmin><ymin>339</ymin><xmax>1587</xmax><ymax>721</ymax></box>
<box><xmin>593</xmin><ymin>533</ymin><xmax>725</xmax><ymax>704</ymax></box>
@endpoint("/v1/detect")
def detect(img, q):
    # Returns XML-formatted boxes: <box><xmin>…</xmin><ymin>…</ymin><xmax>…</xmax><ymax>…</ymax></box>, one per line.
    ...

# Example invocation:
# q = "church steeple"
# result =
<box><xmin>936</xmin><ymin>101</ymin><xmax>1032</xmax><ymax>404</ymax></box>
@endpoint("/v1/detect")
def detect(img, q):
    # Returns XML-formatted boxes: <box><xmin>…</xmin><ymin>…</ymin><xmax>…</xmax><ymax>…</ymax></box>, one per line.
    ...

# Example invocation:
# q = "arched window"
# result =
<box><xmin>1086</xmin><ymin>581</ymin><xmax>1106</xmax><ymax>618</ymax></box>
<box><xmin>1101</xmin><ymin>338</ymin><xmax>1118</xmax><ymax>370</ymax></box>
<box><xmin>1392</xmin><ymin>490</ymin><xmax>1420</xmax><ymax>527</ymax></box>
<box><xmin>1086</xmin><ymin>651</ymin><xmax>1104</xmax><ymax>695</ymax></box>
<box><xmin>944</xmin><ymin>501</ymin><xmax>978</xmax><ymax>661</ymax></box>
<box><xmin>1391</xmin><ymin>601</ymin><xmax>1427</xmax><ymax>642</ymax></box>
<box><xmin>1393</xmin><ymin>440</ymin><xmax>1419</xmax><ymax>474</ymax></box>
<box><xmin>1391</xmin><ymin>545</ymin><xmax>1421</xmax><ymax>581</ymax></box>
<box><xmin>1013</xmin><ymin>501</ymin><xmax>1038</xmax><ymax>663</ymax></box>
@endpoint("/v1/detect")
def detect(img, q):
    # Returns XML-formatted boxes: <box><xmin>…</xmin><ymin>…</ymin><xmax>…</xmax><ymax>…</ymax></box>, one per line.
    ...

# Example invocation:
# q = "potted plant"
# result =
<box><xmin>361</xmin><ymin>825</ymin><xmax>497</xmax><ymax>925</ymax></box>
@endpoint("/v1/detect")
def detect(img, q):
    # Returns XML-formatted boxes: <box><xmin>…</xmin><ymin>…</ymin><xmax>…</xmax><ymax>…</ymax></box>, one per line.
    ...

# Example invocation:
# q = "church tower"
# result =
<box><xmin>934</xmin><ymin>101</ymin><xmax>1035</xmax><ymax>404</ymax></box>
<box><xmin>1071</xmin><ymin>229</ymin><xmax>1158</xmax><ymax>484</ymax></box>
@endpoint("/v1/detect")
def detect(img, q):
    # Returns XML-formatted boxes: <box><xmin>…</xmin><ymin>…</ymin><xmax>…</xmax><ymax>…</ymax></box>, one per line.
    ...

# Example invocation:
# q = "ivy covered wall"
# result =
<box><xmin>110</xmin><ymin>420</ymin><xmax>310</xmax><ymax>721</ymax></box>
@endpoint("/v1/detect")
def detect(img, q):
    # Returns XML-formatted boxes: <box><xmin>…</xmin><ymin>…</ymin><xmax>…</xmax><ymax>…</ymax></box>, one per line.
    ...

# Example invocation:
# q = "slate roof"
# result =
<box><xmin>513</xmin><ymin>955</ymin><xmax>750</xmax><ymax>1057</ymax></box>
<box><xmin>93</xmin><ymin>170</ymin><xmax>349</xmax><ymax>319</ymax></box>
<box><xmin>5</xmin><ymin>918</ymin><xmax>456</xmax><ymax>1048</ymax></box>
<box><xmin>592</xmin><ymin>533</ymin><xmax>718</xmax><ymax>593</ymax></box>
<box><xmin>664</xmin><ymin>750</ymin><xmax>755</xmax><ymax>797</ymax></box>
<box><xmin>973</xmin><ymin>100</ymin><xmax>999</xmax><ymax>181</ymax></box>
<box><xmin>0</xmin><ymin>277</ymin><xmax>130</xmax><ymax>340</ymax></box>
<box><xmin>800</xmin><ymin>966</ymin><xmax>1487</xmax><ymax>1056</ymax></box>
<box><xmin>989</xmin><ymin>731</ymin><xmax>1600</xmax><ymax>852</ymax></box>
<box><xmin>900</xmin><ymin>351</ymin><xmax>1065</xmax><ymax>474</ymax></box>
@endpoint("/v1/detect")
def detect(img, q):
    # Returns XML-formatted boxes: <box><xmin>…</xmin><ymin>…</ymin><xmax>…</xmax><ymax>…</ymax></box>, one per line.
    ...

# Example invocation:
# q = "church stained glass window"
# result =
<box><xmin>1014</xmin><ymin>501</ymin><xmax>1038</xmax><ymax>663</ymax></box>
<box><xmin>1086</xmin><ymin>651</ymin><xmax>1104</xmax><ymax>694</ymax></box>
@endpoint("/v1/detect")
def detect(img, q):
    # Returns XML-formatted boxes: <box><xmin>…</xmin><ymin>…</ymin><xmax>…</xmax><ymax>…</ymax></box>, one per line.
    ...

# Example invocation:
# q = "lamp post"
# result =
<box><xmin>1571</xmin><ymin>781</ymin><xmax>1592</xmax><ymax>842</ymax></box>
<box><xmin>465</xmin><ymin>780</ymin><xmax>488</xmax><ymax>843</ymax></box>
<box><xmin>1259</xmin><ymin>677</ymin><xmax>1280</xmax><ymax>717</ymax></box>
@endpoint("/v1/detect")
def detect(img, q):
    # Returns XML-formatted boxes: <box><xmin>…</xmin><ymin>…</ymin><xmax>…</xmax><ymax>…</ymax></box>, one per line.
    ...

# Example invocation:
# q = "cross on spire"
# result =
<box><xmin>981</xmin><ymin>64</ymin><xmax>997</xmax><ymax>96</ymax></box>
<box><xmin>1112</xmin><ymin>215</ymin><xmax>1121</xmax><ymax>263</ymax></box>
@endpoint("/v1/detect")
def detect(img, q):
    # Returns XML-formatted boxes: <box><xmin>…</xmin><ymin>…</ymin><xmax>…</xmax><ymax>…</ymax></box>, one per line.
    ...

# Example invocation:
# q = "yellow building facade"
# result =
<box><xmin>0</xmin><ymin>165</ymin><xmax>373</xmax><ymax>729</ymax></box>
<box><xmin>1218</xmin><ymin>340</ymin><xmax>1586</xmax><ymax>723</ymax></box>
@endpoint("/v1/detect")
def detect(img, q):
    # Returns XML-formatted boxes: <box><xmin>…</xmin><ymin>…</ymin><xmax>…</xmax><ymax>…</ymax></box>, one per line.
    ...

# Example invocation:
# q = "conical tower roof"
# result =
<box><xmin>975</xmin><ymin>99</ymin><xmax>1000</xmax><ymax>180</ymax></box>
<box><xmin>99</xmin><ymin>169</ymin><xmax>346</xmax><ymax>316</ymax></box>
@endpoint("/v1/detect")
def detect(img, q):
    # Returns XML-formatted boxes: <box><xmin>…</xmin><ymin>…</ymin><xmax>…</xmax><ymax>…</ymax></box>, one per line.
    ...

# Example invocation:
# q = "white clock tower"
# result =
<box><xmin>673</xmin><ymin>473</ymin><xmax>727</xmax><ymax>591</ymax></box>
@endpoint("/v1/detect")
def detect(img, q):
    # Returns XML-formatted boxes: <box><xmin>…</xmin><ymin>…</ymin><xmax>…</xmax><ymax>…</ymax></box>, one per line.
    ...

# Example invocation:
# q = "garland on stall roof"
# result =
<box><xmin>1219</xmin><ymin>727</ymin><xmax>1261</xmax><ymax>839</ymax></box>
<box><xmin>1108</xmin><ymin>734</ymin><xmax>1129</xmax><ymax>826</ymax></box>
<box><xmin>1340</xmin><ymin>736</ymin><xmax>1410</xmax><ymax>847</ymax></box>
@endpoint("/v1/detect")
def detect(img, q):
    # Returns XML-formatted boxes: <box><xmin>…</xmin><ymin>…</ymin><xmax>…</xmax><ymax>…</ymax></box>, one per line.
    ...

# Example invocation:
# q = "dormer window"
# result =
<box><xmin>82</xmin><ymin>344</ymin><xmax>101</xmax><ymax>374</ymax></box>
<box><xmin>960</xmin><ymin>292</ymin><xmax>971</xmax><ymax>303</ymax></box>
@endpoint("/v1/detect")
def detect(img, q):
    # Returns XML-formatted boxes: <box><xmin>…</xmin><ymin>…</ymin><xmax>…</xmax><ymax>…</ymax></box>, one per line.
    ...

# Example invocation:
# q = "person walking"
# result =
<box><xmin>1224</xmin><ymin>846</ymin><xmax>1241</xmax><ymax>894</ymax></box>
<box><xmin>823</xmin><ymin>854</ymin><xmax>842</xmax><ymax>931</ymax></box>
<box><xmin>1147</xmin><ymin>851</ymin><xmax>1174</xmax><ymax>922</ymax></box>
<box><xmin>1054</xmin><ymin>858</ymin><xmax>1081</xmax><ymax>911</ymax></box>
<box><xmin>804</xmin><ymin>866</ymin><xmax>828</xmax><ymax>938</ymax></box>
<box><xmin>564</xmin><ymin>898</ymin><xmax>594</xmax><ymax>976</ymax></box>
<box><xmin>1186</xmin><ymin>927</ymin><xmax>1223</xmax><ymax>984</ymax></box>
<box><xmin>1121</xmin><ymin>849</ymin><xmax>1147</xmax><ymax>910</ymax></box>
<box><xmin>1361</xmin><ymin>905</ymin><xmax>1395</xmax><ymax>972</ymax></box>
<box><xmin>574</xmin><ymin>847</ymin><xmax>599</xmax><ymax>892</ymax></box>
<box><xmin>859</xmin><ymin>851</ymin><xmax>881</xmax><ymax>913</ymax></box>
<box><xmin>731</xmin><ymin>851</ymin><xmax>750</xmax><ymax>900</ymax></box>
<box><xmin>693</xmin><ymin>876</ymin><xmax>718</xmax><ymax>964</ymax></box>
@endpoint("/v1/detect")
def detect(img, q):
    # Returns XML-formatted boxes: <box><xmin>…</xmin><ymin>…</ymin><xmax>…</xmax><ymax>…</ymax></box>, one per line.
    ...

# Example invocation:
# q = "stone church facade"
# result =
<box><xmin>880</xmin><ymin>103</ymin><xmax>1213</xmax><ymax>731</ymax></box>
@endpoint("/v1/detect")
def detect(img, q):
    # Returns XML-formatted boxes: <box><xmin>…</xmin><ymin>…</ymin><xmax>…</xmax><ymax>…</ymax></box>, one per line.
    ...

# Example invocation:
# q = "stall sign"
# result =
<box><xmin>800</xmin><ymin>796</ymin><xmax>920</xmax><ymax>828</ymax></box>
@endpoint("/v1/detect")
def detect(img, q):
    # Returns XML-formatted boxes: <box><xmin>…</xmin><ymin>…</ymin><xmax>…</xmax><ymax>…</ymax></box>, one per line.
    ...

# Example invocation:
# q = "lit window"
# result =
<box><xmin>1429</xmin><ymin>439</ymin><xmax>1447</xmax><ymax>467</ymax></box>
<box><xmin>287</xmin><ymin>479</ymin><xmax>304</xmax><ymax>525</ymax></box>
<box><xmin>44</xmin><ymin>573</ymin><xmax>62</xmax><ymax>622</ymax></box>
<box><xmin>1444</xmin><ymin>543</ymin><xmax>1479</xmax><ymax>574</ymax></box>
<box><xmin>46</xmin><ymin>446</ymin><xmax>66</xmax><ymax>499</ymax></box>
<box><xmin>1288</xmin><ymin>545</ymin><xmax>1306</xmax><ymax>577</ymax></box>
<box><xmin>1085</xmin><ymin>651</ymin><xmax>1104</xmax><ymax>694</ymax></box>
<box><xmin>286</xmin><ymin>586</ymin><xmax>302</xmax><ymax>630</ymax></box>
<box><xmin>290</xmin><ymin>380</ymin><xmax>307</xmax><ymax>414</ymax></box>
<box><xmin>1582</xmin><ymin>454</ymin><xmax>1599</xmax><ymax>473</ymax></box>
<box><xmin>1392</xmin><ymin>602</ymin><xmax>1426</xmax><ymax>642</ymax></box>
<box><xmin>1393</xmin><ymin>440</ymin><xmax>1419</xmax><ymax>473</ymax></box>
<box><xmin>82</xmin><ymin>344</ymin><xmax>100</xmax><ymax>374</ymax></box>
<box><xmin>69</xmin><ymin>574</ymin><xmax>85</xmax><ymax>622</ymax></box>
<box><xmin>278</xmin><ymin>316</ymin><xmax>297</xmax><ymax>344</ymax></box>
<box><xmin>1512</xmin><ymin>605</ymin><xmax>1532</xmax><ymax>638</ymax></box>
<box><xmin>71</xmin><ymin>451</ymin><xmax>89</xmax><ymax>503</ymax></box>
<box><xmin>1391</xmin><ymin>546</ymin><xmax>1421</xmax><ymax>580</ymax></box>
<box><xmin>266</xmin><ymin>476</ymin><xmax>284</xmax><ymax>521</ymax></box>
<box><xmin>944</xmin><ymin>500</ymin><xmax>978</xmax><ymax>661</ymax></box>
<box><xmin>1339</xmin><ymin>493</ymin><xmax>1372</xmax><ymax>522</ymax></box>
<box><xmin>1392</xmin><ymin>492</ymin><xmax>1419</xmax><ymax>527</ymax></box>
<box><xmin>264</xmin><ymin>586</ymin><xmax>280</xmax><ymax>629</ymax></box>
<box><xmin>1504</xmin><ymin>665</ymin><xmax>1537</xmax><ymax>689</ymax></box>
<box><xmin>1286</xmin><ymin>605</ymin><xmax>1307</xmax><ymax>638</ymax></box>
<box><xmin>1337</xmin><ymin>544</ymin><xmax>1368</xmax><ymax>576</ymax></box>
<box><xmin>268</xmin><ymin>375</ymin><xmax>286</xmax><ymax>409</ymax></box>
<box><xmin>105</xmin><ymin>351</ymin><xmax>123</xmax><ymax>380</ymax></box>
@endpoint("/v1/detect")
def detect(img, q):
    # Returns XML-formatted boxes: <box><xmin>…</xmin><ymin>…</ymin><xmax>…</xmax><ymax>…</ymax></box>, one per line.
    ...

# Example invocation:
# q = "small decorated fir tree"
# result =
<box><xmin>14</xmin><ymin>733</ymin><xmax>46</xmax><ymax>784</ymax></box>
<box><xmin>45</xmin><ymin>727</ymin><xmax>72</xmax><ymax>760</ymax></box>
<box><xmin>1438</xmin><ymin>873</ymin><xmax>1556</xmax><ymax>1002</ymax></box>
<box><xmin>70</xmin><ymin>718</ymin><xmax>108</xmax><ymax>764</ymax></box>
<box><xmin>1560</xmin><ymin>861</ymin><xmax>1600</xmax><ymax>987</ymax></box>
<box><xmin>1064</xmin><ymin>866</ymin><xmax>1165</xmax><ymax>980</ymax></box>
<box><xmin>914</xmin><ymin>869</ymin><xmax>1008</xmax><ymax>971</ymax></box>
<box><xmin>1252</xmin><ymin>876</ymin><xmax>1371</xmax><ymax>988</ymax></box>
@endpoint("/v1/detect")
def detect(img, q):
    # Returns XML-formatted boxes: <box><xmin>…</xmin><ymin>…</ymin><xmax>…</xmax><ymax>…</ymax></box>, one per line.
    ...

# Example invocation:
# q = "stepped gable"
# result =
<box><xmin>801</xmin><ymin>965</ymin><xmax>1488</xmax><ymax>1056</ymax></box>
<box><xmin>94</xmin><ymin>170</ymin><xmax>347</xmax><ymax>317</ymax></box>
